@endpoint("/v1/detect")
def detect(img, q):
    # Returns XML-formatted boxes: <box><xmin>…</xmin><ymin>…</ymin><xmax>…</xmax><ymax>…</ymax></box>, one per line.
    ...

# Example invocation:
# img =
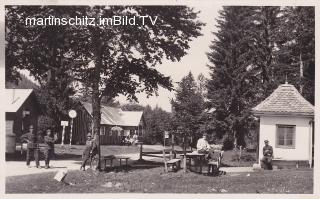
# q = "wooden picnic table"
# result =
<box><xmin>101</xmin><ymin>155</ymin><xmax>130</xmax><ymax>171</ymax></box>
<box><xmin>101</xmin><ymin>155</ymin><xmax>116</xmax><ymax>170</ymax></box>
<box><xmin>181</xmin><ymin>153</ymin><xmax>206</xmax><ymax>173</ymax></box>
<box><xmin>116</xmin><ymin>156</ymin><xmax>130</xmax><ymax>171</ymax></box>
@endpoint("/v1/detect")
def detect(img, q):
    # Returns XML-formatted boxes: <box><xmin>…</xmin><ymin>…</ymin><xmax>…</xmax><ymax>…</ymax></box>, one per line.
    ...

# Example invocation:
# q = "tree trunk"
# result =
<box><xmin>91</xmin><ymin>79</ymin><xmax>101</xmax><ymax>170</ymax></box>
<box><xmin>91</xmin><ymin>34</ymin><xmax>103</xmax><ymax>170</ymax></box>
<box><xmin>299</xmin><ymin>53</ymin><xmax>304</xmax><ymax>93</ymax></box>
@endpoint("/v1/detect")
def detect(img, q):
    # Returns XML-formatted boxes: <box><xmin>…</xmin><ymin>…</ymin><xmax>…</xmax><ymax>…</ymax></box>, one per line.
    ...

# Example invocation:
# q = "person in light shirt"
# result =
<box><xmin>196</xmin><ymin>133</ymin><xmax>215</xmax><ymax>160</ymax></box>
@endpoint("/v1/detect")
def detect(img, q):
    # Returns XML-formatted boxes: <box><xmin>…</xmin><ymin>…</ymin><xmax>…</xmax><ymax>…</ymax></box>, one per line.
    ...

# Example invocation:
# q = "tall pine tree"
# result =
<box><xmin>171</xmin><ymin>72</ymin><xmax>206</xmax><ymax>147</ymax></box>
<box><xmin>206</xmin><ymin>7</ymin><xmax>258</xmax><ymax>148</ymax></box>
<box><xmin>276</xmin><ymin>7</ymin><xmax>315</xmax><ymax>104</ymax></box>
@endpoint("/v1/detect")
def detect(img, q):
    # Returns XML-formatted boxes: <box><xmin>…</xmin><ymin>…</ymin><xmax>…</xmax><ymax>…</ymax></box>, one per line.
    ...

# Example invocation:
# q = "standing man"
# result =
<box><xmin>196</xmin><ymin>133</ymin><xmax>215</xmax><ymax>160</ymax></box>
<box><xmin>43</xmin><ymin>128</ymin><xmax>58</xmax><ymax>169</ymax></box>
<box><xmin>261</xmin><ymin>140</ymin><xmax>273</xmax><ymax>170</ymax></box>
<box><xmin>80</xmin><ymin>133</ymin><xmax>98</xmax><ymax>171</ymax></box>
<box><xmin>20</xmin><ymin>125</ymin><xmax>40</xmax><ymax>168</ymax></box>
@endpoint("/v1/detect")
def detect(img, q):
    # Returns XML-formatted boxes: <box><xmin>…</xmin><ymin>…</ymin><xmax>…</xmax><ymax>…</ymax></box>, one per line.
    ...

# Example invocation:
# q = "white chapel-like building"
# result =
<box><xmin>252</xmin><ymin>83</ymin><xmax>314</xmax><ymax>167</ymax></box>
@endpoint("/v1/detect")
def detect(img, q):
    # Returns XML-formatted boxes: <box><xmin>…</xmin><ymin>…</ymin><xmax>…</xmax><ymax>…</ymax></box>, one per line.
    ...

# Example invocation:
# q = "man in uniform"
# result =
<box><xmin>20</xmin><ymin>125</ymin><xmax>40</xmax><ymax>168</ymax></box>
<box><xmin>80</xmin><ymin>133</ymin><xmax>98</xmax><ymax>171</ymax></box>
<box><xmin>261</xmin><ymin>140</ymin><xmax>273</xmax><ymax>170</ymax></box>
<box><xmin>43</xmin><ymin>128</ymin><xmax>58</xmax><ymax>169</ymax></box>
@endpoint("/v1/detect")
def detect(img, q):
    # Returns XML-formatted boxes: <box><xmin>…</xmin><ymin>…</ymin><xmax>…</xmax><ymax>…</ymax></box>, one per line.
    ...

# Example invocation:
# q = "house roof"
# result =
<box><xmin>82</xmin><ymin>102</ymin><xmax>143</xmax><ymax>127</ymax></box>
<box><xmin>4</xmin><ymin>89</ymin><xmax>34</xmax><ymax>112</ymax></box>
<box><xmin>252</xmin><ymin>83</ymin><xmax>314</xmax><ymax>117</ymax></box>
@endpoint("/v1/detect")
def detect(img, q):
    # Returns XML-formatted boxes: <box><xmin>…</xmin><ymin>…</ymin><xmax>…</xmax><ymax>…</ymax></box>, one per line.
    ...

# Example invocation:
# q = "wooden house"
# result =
<box><xmin>5</xmin><ymin>89</ymin><xmax>40</xmax><ymax>153</ymax></box>
<box><xmin>252</xmin><ymin>83</ymin><xmax>314</xmax><ymax>168</ymax></box>
<box><xmin>71</xmin><ymin>102</ymin><xmax>145</xmax><ymax>145</ymax></box>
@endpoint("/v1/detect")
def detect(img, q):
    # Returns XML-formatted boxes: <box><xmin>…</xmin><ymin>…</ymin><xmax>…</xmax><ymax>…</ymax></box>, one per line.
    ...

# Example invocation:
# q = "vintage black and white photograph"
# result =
<box><xmin>3</xmin><ymin>1</ymin><xmax>316</xmax><ymax>195</ymax></box>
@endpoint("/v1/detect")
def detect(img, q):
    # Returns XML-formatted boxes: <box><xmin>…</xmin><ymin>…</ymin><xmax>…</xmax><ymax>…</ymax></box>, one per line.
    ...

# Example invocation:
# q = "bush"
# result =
<box><xmin>222</xmin><ymin>138</ymin><xmax>234</xmax><ymax>150</ymax></box>
<box><xmin>38</xmin><ymin>115</ymin><xmax>56</xmax><ymax>134</ymax></box>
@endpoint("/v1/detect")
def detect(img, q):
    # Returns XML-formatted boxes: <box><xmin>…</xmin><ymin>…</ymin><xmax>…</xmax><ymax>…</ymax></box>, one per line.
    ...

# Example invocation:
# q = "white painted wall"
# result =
<box><xmin>259</xmin><ymin>116</ymin><xmax>313</xmax><ymax>162</ymax></box>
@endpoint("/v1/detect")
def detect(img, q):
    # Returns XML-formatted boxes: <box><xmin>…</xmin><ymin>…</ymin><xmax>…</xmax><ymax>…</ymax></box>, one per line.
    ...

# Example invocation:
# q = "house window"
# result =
<box><xmin>276</xmin><ymin>125</ymin><xmax>295</xmax><ymax>148</ymax></box>
<box><xmin>100</xmin><ymin>127</ymin><xmax>105</xmax><ymax>135</ymax></box>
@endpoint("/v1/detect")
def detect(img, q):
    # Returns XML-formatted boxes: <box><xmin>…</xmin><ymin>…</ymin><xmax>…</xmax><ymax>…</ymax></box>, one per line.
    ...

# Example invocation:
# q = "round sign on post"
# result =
<box><xmin>68</xmin><ymin>110</ymin><xmax>77</xmax><ymax>146</ymax></box>
<box><xmin>68</xmin><ymin>110</ymin><xmax>77</xmax><ymax>118</ymax></box>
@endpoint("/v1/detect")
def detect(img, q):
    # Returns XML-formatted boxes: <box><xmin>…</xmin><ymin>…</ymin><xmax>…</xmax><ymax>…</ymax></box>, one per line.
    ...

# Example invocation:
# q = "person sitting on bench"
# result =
<box><xmin>196</xmin><ymin>133</ymin><xmax>215</xmax><ymax>161</ymax></box>
<box><xmin>261</xmin><ymin>140</ymin><xmax>273</xmax><ymax>170</ymax></box>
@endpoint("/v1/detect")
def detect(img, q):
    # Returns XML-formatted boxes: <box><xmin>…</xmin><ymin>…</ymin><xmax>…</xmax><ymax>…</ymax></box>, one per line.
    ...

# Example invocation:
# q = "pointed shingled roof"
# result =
<box><xmin>252</xmin><ymin>83</ymin><xmax>314</xmax><ymax>117</ymax></box>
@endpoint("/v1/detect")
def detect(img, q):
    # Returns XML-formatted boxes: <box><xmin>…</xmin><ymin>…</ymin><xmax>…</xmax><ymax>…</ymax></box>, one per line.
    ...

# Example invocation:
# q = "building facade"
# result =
<box><xmin>253</xmin><ymin>83</ymin><xmax>314</xmax><ymax>167</ymax></box>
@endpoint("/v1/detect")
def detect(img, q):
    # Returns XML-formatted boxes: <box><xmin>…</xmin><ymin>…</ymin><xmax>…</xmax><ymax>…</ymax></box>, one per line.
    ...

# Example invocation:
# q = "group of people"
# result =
<box><xmin>20</xmin><ymin>125</ymin><xmax>58</xmax><ymax>169</ymax></box>
<box><xmin>122</xmin><ymin>133</ymin><xmax>139</xmax><ymax>146</ymax></box>
<box><xmin>196</xmin><ymin>133</ymin><xmax>273</xmax><ymax>169</ymax></box>
<box><xmin>22</xmin><ymin>125</ymin><xmax>273</xmax><ymax>170</ymax></box>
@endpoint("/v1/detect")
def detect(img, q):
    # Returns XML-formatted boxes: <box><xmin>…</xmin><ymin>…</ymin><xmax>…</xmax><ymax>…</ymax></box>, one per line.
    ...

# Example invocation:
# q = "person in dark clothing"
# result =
<box><xmin>261</xmin><ymin>140</ymin><xmax>273</xmax><ymax>170</ymax></box>
<box><xmin>80</xmin><ymin>133</ymin><xmax>98</xmax><ymax>171</ymax></box>
<box><xmin>43</xmin><ymin>128</ymin><xmax>58</xmax><ymax>169</ymax></box>
<box><xmin>20</xmin><ymin>125</ymin><xmax>40</xmax><ymax>168</ymax></box>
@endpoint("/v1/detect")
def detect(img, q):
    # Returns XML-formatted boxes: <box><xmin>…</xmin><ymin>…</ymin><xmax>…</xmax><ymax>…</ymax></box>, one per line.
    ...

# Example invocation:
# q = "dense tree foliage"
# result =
<box><xmin>143</xmin><ymin>105</ymin><xmax>173</xmax><ymax>145</ymax></box>
<box><xmin>6</xmin><ymin>5</ymin><xmax>204</xmax><ymax>166</ymax></box>
<box><xmin>206</xmin><ymin>6</ymin><xmax>314</xmax><ymax>149</ymax></box>
<box><xmin>171</xmin><ymin>72</ymin><xmax>207</xmax><ymax>147</ymax></box>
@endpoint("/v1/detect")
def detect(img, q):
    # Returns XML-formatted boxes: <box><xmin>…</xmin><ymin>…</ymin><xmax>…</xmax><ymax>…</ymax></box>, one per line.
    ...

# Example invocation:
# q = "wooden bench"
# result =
<box><xmin>207</xmin><ymin>150</ymin><xmax>224</xmax><ymax>176</ymax></box>
<box><xmin>163</xmin><ymin>148</ymin><xmax>181</xmax><ymax>172</ymax></box>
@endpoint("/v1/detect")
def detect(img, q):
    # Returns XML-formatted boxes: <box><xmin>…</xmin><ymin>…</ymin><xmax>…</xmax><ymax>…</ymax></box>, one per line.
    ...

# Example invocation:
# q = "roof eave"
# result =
<box><xmin>252</xmin><ymin>110</ymin><xmax>314</xmax><ymax>118</ymax></box>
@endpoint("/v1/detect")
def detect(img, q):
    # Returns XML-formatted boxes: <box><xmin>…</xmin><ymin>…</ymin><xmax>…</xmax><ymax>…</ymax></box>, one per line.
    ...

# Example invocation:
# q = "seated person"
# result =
<box><xmin>261</xmin><ymin>140</ymin><xmax>273</xmax><ymax>170</ymax></box>
<box><xmin>196</xmin><ymin>133</ymin><xmax>215</xmax><ymax>161</ymax></box>
<box><xmin>130</xmin><ymin>133</ymin><xmax>139</xmax><ymax>145</ymax></box>
<box><xmin>124</xmin><ymin>135</ymin><xmax>131</xmax><ymax>145</ymax></box>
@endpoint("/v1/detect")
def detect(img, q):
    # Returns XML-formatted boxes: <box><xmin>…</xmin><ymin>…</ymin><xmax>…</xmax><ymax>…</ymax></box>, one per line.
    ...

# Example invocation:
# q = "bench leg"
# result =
<box><xmin>125</xmin><ymin>159</ymin><xmax>128</xmax><ymax>171</ymax></box>
<box><xmin>104</xmin><ymin>160</ymin><xmax>107</xmax><ymax>171</ymax></box>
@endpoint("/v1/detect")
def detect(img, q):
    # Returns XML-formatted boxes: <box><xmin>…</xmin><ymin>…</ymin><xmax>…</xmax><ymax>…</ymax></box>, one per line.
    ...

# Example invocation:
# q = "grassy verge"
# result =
<box><xmin>6</xmin><ymin>163</ymin><xmax>313</xmax><ymax>194</ymax></box>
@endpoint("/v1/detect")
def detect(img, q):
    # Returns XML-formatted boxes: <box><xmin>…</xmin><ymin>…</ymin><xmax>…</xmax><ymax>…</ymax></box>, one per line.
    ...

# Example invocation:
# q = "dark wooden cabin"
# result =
<box><xmin>5</xmin><ymin>89</ymin><xmax>40</xmax><ymax>153</ymax></box>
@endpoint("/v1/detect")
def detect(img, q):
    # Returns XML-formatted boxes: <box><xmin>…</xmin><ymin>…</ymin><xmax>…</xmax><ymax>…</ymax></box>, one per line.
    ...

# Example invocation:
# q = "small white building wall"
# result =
<box><xmin>259</xmin><ymin>116</ymin><xmax>312</xmax><ymax>162</ymax></box>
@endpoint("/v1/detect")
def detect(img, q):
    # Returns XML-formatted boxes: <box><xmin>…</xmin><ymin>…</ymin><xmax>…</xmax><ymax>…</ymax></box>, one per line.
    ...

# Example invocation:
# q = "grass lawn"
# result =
<box><xmin>6</xmin><ymin>164</ymin><xmax>313</xmax><ymax>194</ymax></box>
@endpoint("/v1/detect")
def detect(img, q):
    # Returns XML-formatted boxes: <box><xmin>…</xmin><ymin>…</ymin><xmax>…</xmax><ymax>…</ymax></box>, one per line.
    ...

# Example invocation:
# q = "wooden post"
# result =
<box><xmin>163</xmin><ymin>131</ymin><xmax>165</xmax><ymax>148</ymax></box>
<box><xmin>171</xmin><ymin>134</ymin><xmax>174</xmax><ymax>149</ymax></box>
<box><xmin>139</xmin><ymin>142</ymin><xmax>143</xmax><ymax>160</ymax></box>
<box><xmin>183</xmin><ymin>134</ymin><xmax>187</xmax><ymax>172</ymax></box>
<box><xmin>61</xmin><ymin>126</ymin><xmax>66</xmax><ymax>146</ymax></box>
<box><xmin>69</xmin><ymin>118</ymin><xmax>73</xmax><ymax>146</ymax></box>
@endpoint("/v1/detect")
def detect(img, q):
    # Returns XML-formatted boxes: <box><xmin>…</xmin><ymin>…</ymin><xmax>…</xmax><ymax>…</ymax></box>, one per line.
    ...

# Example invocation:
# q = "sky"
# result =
<box><xmin>117</xmin><ymin>5</ymin><xmax>221</xmax><ymax>112</ymax></box>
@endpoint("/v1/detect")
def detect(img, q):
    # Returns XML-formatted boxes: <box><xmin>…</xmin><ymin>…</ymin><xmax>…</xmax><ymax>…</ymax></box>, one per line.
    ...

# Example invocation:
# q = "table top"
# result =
<box><xmin>115</xmin><ymin>156</ymin><xmax>130</xmax><ymax>159</ymax></box>
<box><xmin>186</xmin><ymin>153</ymin><xmax>205</xmax><ymax>157</ymax></box>
<box><xmin>103</xmin><ymin>155</ymin><xmax>116</xmax><ymax>159</ymax></box>
<box><xmin>180</xmin><ymin>153</ymin><xmax>205</xmax><ymax>157</ymax></box>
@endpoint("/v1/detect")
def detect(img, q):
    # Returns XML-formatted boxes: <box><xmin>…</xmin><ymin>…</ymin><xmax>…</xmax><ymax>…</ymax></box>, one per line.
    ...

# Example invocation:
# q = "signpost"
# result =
<box><xmin>163</xmin><ymin>131</ymin><xmax>169</xmax><ymax>147</ymax></box>
<box><xmin>68</xmin><ymin>110</ymin><xmax>77</xmax><ymax>146</ymax></box>
<box><xmin>60</xmin><ymin>121</ymin><xmax>69</xmax><ymax>146</ymax></box>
